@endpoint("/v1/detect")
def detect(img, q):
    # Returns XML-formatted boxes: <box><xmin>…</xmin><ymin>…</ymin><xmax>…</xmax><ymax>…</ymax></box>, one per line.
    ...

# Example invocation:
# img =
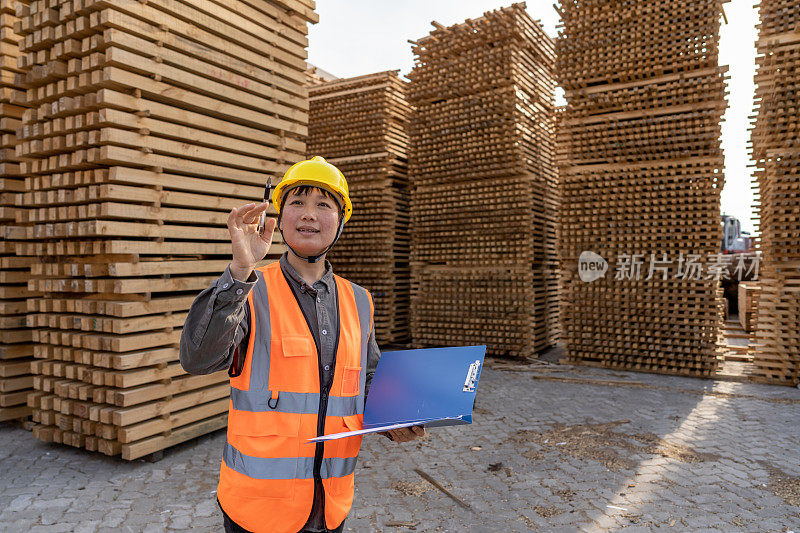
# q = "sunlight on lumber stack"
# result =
<box><xmin>749</xmin><ymin>0</ymin><xmax>800</xmax><ymax>385</ymax></box>
<box><xmin>557</xmin><ymin>0</ymin><xmax>727</xmax><ymax>376</ymax></box>
<box><xmin>0</xmin><ymin>0</ymin><xmax>34</xmax><ymax>422</ymax></box>
<box><xmin>13</xmin><ymin>0</ymin><xmax>315</xmax><ymax>458</ymax></box>
<box><xmin>408</xmin><ymin>3</ymin><xmax>559</xmax><ymax>358</ymax></box>
<box><xmin>308</xmin><ymin>71</ymin><xmax>411</xmax><ymax>345</ymax></box>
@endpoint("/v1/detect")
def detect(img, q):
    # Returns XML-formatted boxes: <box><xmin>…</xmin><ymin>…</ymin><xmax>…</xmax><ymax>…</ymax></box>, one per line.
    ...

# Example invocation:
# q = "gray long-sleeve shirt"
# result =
<box><xmin>178</xmin><ymin>252</ymin><xmax>381</xmax><ymax>532</ymax></box>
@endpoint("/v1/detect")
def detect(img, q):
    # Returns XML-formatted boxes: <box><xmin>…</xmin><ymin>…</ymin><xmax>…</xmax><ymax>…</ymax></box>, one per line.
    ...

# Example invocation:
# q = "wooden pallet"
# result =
<box><xmin>0</xmin><ymin>0</ymin><xmax>34</xmax><ymax>423</ymax></box>
<box><xmin>738</xmin><ymin>282</ymin><xmax>761</xmax><ymax>333</ymax></box>
<box><xmin>407</xmin><ymin>3</ymin><xmax>559</xmax><ymax>358</ymax></box>
<box><xmin>13</xmin><ymin>0</ymin><xmax>314</xmax><ymax>457</ymax></box>
<box><xmin>749</xmin><ymin>0</ymin><xmax>800</xmax><ymax>386</ymax></box>
<box><xmin>557</xmin><ymin>0</ymin><xmax>727</xmax><ymax>376</ymax></box>
<box><xmin>307</xmin><ymin>71</ymin><xmax>411</xmax><ymax>345</ymax></box>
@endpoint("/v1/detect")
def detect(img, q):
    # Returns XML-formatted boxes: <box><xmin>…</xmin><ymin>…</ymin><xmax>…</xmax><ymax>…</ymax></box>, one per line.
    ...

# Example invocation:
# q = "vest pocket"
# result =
<box><xmin>269</xmin><ymin>335</ymin><xmax>316</xmax><ymax>393</ymax></box>
<box><xmin>341</xmin><ymin>365</ymin><xmax>361</xmax><ymax>396</ymax></box>
<box><xmin>227</xmin><ymin>413</ymin><xmax>302</xmax><ymax>500</ymax></box>
<box><xmin>229</xmin><ymin>411</ymin><xmax>301</xmax><ymax>437</ymax></box>
<box><xmin>336</xmin><ymin>414</ymin><xmax>364</xmax><ymax>461</ymax></box>
<box><xmin>278</xmin><ymin>335</ymin><xmax>314</xmax><ymax>357</ymax></box>
<box><xmin>327</xmin><ymin>415</ymin><xmax>362</xmax><ymax>495</ymax></box>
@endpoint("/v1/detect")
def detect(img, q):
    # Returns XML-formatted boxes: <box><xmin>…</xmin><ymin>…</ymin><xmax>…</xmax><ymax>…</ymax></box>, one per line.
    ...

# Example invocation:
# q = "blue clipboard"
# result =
<box><xmin>309</xmin><ymin>345</ymin><xmax>486</xmax><ymax>442</ymax></box>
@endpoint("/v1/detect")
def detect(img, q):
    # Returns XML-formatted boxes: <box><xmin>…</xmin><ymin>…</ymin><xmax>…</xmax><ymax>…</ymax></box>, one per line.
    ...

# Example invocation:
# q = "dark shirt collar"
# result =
<box><xmin>279</xmin><ymin>252</ymin><xmax>335</xmax><ymax>293</ymax></box>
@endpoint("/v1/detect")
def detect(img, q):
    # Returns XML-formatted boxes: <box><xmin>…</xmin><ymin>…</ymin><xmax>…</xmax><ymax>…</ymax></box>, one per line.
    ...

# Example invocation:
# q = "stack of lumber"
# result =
<box><xmin>408</xmin><ymin>3</ymin><xmax>559</xmax><ymax>358</ymax></box>
<box><xmin>738</xmin><ymin>282</ymin><xmax>760</xmax><ymax>333</ymax></box>
<box><xmin>13</xmin><ymin>0</ymin><xmax>315</xmax><ymax>458</ymax></box>
<box><xmin>749</xmin><ymin>0</ymin><xmax>800</xmax><ymax>385</ymax></box>
<box><xmin>1</xmin><ymin>0</ymin><xmax>35</xmax><ymax>423</ymax></box>
<box><xmin>305</xmin><ymin>63</ymin><xmax>336</xmax><ymax>86</ymax></box>
<box><xmin>557</xmin><ymin>0</ymin><xmax>727</xmax><ymax>377</ymax></box>
<box><xmin>307</xmin><ymin>71</ymin><xmax>411</xmax><ymax>344</ymax></box>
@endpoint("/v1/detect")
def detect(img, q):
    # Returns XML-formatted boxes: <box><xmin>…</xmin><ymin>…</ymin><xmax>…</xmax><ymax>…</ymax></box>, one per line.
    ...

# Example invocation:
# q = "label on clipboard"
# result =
<box><xmin>463</xmin><ymin>359</ymin><xmax>481</xmax><ymax>392</ymax></box>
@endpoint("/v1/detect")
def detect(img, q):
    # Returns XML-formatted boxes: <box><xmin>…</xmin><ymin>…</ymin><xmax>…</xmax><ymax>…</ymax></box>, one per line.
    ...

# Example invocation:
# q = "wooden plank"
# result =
<box><xmin>0</xmin><ymin>404</ymin><xmax>32</xmax><ymax>421</ymax></box>
<box><xmin>93</xmin><ymin>346</ymin><xmax>177</xmax><ymax>369</ymax></box>
<box><xmin>0</xmin><ymin>358</ymin><xmax>32</xmax><ymax>377</ymax></box>
<box><xmin>0</xmin><ymin>375</ymin><xmax>34</xmax><ymax>392</ymax></box>
<box><xmin>109</xmin><ymin>372</ymin><xmax>228</xmax><ymax>407</ymax></box>
<box><xmin>117</xmin><ymin>397</ymin><xmax>228</xmax><ymax>443</ymax></box>
<box><xmin>113</xmin><ymin>382</ymin><xmax>228</xmax><ymax>426</ymax></box>
<box><xmin>121</xmin><ymin>412</ymin><xmax>227</xmax><ymax>460</ymax></box>
<box><xmin>27</xmin><ymin>219</ymin><xmax>230</xmax><ymax>241</ymax></box>
<box><xmin>84</xmin><ymin>259</ymin><xmax>231</xmax><ymax>277</ymax></box>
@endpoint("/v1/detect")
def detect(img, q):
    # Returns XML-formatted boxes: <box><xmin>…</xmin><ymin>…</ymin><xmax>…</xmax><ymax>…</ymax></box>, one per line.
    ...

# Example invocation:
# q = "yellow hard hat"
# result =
<box><xmin>272</xmin><ymin>156</ymin><xmax>352</xmax><ymax>223</ymax></box>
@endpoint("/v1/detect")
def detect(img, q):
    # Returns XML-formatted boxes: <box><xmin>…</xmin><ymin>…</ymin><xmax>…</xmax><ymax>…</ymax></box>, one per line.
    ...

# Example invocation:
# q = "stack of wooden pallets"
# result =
<box><xmin>557</xmin><ymin>0</ymin><xmax>727</xmax><ymax>377</ymax></box>
<box><xmin>408</xmin><ymin>3</ymin><xmax>559</xmax><ymax>358</ymax></box>
<box><xmin>13</xmin><ymin>0</ymin><xmax>315</xmax><ymax>458</ymax></box>
<box><xmin>750</xmin><ymin>0</ymin><xmax>800</xmax><ymax>385</ymax></box>
<box><xmin>1</xmin><ymin>0</ymin><xmax>35</xmax><ymax>423</ymax></box>
<box><xmin>307</xmin><ymin>71</ymin><xmax>411</xmax><ymax>345</ymax></box>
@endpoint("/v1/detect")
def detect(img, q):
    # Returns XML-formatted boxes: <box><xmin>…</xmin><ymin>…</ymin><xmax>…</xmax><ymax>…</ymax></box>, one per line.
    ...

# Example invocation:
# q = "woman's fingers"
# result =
<box><xmin>230</xmin><ymin>202</ymin><xmax>270</xmax><ymax>230</ymax></box>
<box><xmin>242</xmin><ymin>202</ymin><xmax>269</xmax><ymax>225</ymax></box>
<box><xmin>259</xmin><ymin>217</ymin><xmax>277</xmax><ymax>244</ymax></box>
<box><xmin>234</xmin><ymin>203</ymin><xmax>257</xmax><ymax>226</ymax></box>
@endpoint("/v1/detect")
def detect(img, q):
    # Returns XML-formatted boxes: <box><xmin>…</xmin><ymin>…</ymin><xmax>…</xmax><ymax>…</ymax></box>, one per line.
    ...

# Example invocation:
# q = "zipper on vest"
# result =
<box><xmin>281</xmin><ymin>270</ymin><xmax>340</xmax><ymax>526</ymax></box>
<box><xmin>317</xmin><ymin>294</ymin><xmax>340</xmax><ymax>526</ymax></box>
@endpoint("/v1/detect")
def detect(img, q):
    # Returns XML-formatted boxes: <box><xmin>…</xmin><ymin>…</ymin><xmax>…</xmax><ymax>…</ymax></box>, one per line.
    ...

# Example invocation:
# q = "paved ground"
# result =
<box><xmin>2</xmin><ymin>360</ymin><xmax>800</xmax><ymax>532</ymax></box>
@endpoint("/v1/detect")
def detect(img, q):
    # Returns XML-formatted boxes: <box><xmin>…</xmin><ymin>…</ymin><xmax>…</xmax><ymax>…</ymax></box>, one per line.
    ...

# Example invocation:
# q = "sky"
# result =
<box><xmin>308</xmin><ymin>0</ymin><xmax>759</xmax><ymax>234</ymax></box>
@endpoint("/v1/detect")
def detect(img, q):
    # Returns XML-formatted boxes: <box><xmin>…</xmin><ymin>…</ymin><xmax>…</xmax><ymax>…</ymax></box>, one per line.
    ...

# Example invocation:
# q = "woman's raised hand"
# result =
<box><xmin>227</xmin><ymin>202</ymin><xmax>276</xmax><ymax>281</ymax></box>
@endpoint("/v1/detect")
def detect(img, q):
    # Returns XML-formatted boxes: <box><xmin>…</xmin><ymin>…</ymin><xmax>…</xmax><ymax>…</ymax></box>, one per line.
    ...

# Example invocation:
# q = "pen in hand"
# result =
<box><xmin>257</xmin><ymin>177</ymin><xmax>274</xmax><ymax>237</ymax></box>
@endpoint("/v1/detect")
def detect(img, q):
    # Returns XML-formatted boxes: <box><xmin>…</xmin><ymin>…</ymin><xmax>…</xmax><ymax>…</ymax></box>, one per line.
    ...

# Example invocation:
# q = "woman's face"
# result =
<box><xmin>279</xmin><ymin>187</ymin><xmax>340</xmax><ymax>257</ymax></box>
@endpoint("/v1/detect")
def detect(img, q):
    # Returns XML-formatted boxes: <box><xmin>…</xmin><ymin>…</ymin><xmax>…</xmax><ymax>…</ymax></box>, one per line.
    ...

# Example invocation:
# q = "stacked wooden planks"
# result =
<box><xmin>408</xmin><ymin>3</ymin><xmax>559</xmax><ymax>358</ymax></box>
<box><xmin>1</xmin><ymin>0</ymin><xmax>35</xmax><ymax>423</ymax></box>
<box><xmin>557</xmin><ymin>0</ymin><xmax>727</xmax><ymax>376</ymax></box>
<box><xmin>307</xmin><ymin>71</ymin><xmax>411</xmax><ymax>345</ymax></box>
<box><xmin>749</xmin><ymin>0</ymin><xmax>800</xmax><ymax>385</ymax></box>
<box><xmin>13</xmin><ymin>0</ymin><xmax>315</xmax><ymax>458</ymax></box>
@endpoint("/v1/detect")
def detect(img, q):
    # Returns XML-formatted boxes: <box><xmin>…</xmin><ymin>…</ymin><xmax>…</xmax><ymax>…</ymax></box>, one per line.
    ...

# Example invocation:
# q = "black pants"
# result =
<box><xmin>217</xmin><ymin>498</ymin><xmax>345</xmax><ymax>533</ymax></box>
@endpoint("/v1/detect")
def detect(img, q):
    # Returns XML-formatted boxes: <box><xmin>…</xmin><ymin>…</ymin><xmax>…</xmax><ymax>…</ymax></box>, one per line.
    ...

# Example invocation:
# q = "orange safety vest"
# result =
<box><xmin>217</xmin><ymin>261</ymin><xmax>373</xmax><ymax>533</ymax></box>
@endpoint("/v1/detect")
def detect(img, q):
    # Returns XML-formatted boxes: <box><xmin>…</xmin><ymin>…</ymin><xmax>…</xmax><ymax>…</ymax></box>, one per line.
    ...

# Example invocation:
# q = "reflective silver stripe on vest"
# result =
<box><xmin>349</xmin><ymin>281</ymin><xmax>372</xmax><ymax>416</ymax></box>
<box><xmin>231</xmin><ymin>389</ymin><xmax>358</xmax><ymax>417</ymax></box>
<box><xmin>224</xmin><ymin>442</ymin><xmax>357</xmax><ymax>480</ymax></box>
<box><xmin>249</xmin><ymin>270</ymin><xmax>271</xmax><ymax>391</ymax></box>
<box><xmin>321</xmin><ymin>456</ymin><xmax>359</xmax><ymax>479</ymax></box>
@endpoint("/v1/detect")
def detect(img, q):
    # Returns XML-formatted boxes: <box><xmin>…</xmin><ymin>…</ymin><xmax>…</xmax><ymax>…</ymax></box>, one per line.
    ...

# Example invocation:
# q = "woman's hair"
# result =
<box><xmin>281</xmin><ymin>185</ymin><xmax>343</xmax><ymax>221</ymax></box>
